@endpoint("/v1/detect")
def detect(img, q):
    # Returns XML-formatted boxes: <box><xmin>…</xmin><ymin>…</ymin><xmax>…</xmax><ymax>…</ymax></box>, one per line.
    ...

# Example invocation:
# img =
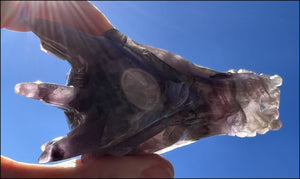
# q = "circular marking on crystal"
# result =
<box><xmin>121</xmin><ymin>68</ymin><xmax>160</xmax><ymax>110</ymax></box>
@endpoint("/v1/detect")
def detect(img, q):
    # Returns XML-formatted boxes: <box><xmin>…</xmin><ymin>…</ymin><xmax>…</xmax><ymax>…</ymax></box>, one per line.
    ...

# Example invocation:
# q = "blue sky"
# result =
<box><xmin>1</xmin><ymin>1</ymin><xmax>299</xmax><ymax>178</ymax></box>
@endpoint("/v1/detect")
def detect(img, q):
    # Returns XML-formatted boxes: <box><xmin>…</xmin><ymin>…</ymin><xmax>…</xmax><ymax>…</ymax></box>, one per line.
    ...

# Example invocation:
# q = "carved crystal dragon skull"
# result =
<box><xmin>15</xmin><ymin>17</ymin><xmax>282</xmax><ymax>163</ymax></box>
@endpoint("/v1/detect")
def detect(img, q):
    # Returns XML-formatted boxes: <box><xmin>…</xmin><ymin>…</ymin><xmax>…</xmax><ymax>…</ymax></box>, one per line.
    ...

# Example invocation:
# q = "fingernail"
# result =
<box><xmin>140</xmin><ymin>165</ymin><xmax>174</xmax><ymax>178</ymax></box>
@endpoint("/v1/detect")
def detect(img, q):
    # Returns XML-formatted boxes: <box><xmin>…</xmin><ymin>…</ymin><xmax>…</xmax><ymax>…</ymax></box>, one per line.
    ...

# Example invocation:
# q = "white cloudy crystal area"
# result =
<box><xmin>225</xmin><ymin>69</ymin><xmax>283</xmax><ymax>138</ymax></box>
<box><xmin>155</xmin><ymin>69</ymin><xmax>283</xmax><ymax>155</ymax></box>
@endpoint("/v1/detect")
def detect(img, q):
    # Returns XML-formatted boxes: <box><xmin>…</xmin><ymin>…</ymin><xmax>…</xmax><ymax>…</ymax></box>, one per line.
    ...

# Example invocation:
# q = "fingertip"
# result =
<box><xmin>140</xmin><ymin>165</ymin><xmax>174</xmax><ymax>178</ymax></box>
<box><xmin>146</xmin><ymin>154</ymin><xmax>174</xmax><ymax>173</ymax></box>
<box><xmin>139</xmin><ymin>154</ymin><xmax>174</xmax><ymax>178</ymax></box>
<box><xmin>76</xmin><ymin>154</ymin><xmax>174</xmax><ymax>178</ymax></box>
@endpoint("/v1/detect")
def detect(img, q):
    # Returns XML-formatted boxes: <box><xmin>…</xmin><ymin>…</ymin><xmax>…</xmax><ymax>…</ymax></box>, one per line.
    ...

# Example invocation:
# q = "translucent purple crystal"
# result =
<box><xmin>15</xmin><ymin>17</ymin><xmax>282</xmax><ymax>163</ymax></box>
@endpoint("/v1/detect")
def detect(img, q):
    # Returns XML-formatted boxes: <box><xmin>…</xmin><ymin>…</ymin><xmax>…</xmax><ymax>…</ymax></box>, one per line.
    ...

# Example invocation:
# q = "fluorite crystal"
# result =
<box><xmin>16</xmin><ymin>17</ymin><xmax>282</xmax><ymax>163</ymax></box>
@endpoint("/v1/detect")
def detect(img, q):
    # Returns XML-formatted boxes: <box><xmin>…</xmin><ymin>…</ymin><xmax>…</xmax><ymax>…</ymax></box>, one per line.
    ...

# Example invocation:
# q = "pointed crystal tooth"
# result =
<box><xmin>228</xmin><ymin>69</ymin><xmax>238</xmax><ymax>73</ymax></box>
<box><xmin>270</xmin><ymin>75</ymin><xmax>283</xmax><ymax>87</ymax></box>
<box><xmin>238</xmin><ymin>69</ymin><xmax>254</xmax><ymax>74</ymax></box>
<box><xmin>40</xmin><ymin>143</ymin><xmax>47</xmax><ymax>152</ymax></box>
<box><xmin>38</xmin><ymin>152</ymin><xmax>53</xmax><ymax>164</ymax></box>
<box><xmin>38</xmin><ymin>143</ymin><xmax>66</xmax><ymax>164</ymax></box>
<box><xmin>38</xmin><ymin>156</ymin><xmax>50</xmax><ymax>164</ymax></box>
<box><xmin>38</xmin><ymin>146</ymin><xmax>53</xmax><ymax>164</ymax></box>
<box><xmin>41</xmin><ymin>136</ymin><xmax>65</xmax><ymax>152</ymax></box>
<box><xmin>257</xmin><ymin>128</ymin><xmax>269</xmax><ymax>135</ymax></box>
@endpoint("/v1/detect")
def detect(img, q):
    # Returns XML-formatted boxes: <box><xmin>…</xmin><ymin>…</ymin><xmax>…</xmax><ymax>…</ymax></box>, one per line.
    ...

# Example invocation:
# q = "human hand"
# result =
<box><xmin>1</xmin><ymin>1</ymin><xmax>174</xmax><ymax>178</ymax></box>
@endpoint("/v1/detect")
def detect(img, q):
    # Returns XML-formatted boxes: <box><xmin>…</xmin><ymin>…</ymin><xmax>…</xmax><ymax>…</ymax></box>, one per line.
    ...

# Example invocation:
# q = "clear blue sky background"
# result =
<box><xmin>1</xmin><ymin>1</ymin><xmax>299</xmax><ymax>178</ymax></box>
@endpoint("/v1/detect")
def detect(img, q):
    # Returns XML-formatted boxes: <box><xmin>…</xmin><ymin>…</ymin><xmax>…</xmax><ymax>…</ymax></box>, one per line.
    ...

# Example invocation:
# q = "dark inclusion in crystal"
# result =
<box><xmin>15</xmin><ymin>18</ymin><xmax>282</xmax><ymax>163</ymax></box>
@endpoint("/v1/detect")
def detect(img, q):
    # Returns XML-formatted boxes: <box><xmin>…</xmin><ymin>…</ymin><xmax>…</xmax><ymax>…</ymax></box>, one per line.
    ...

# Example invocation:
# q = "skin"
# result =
<box><xmin>1</xmin><ymin>1</ymin><xmax>174</xmax><ymax>178</ymax></box>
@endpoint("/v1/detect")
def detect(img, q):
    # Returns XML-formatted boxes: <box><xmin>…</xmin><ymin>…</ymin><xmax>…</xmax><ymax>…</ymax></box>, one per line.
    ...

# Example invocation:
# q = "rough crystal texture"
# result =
<box><xmin>15</xmin><ymin>17</ymin><xmax>282</xmax><ymax>163</ymax></box>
